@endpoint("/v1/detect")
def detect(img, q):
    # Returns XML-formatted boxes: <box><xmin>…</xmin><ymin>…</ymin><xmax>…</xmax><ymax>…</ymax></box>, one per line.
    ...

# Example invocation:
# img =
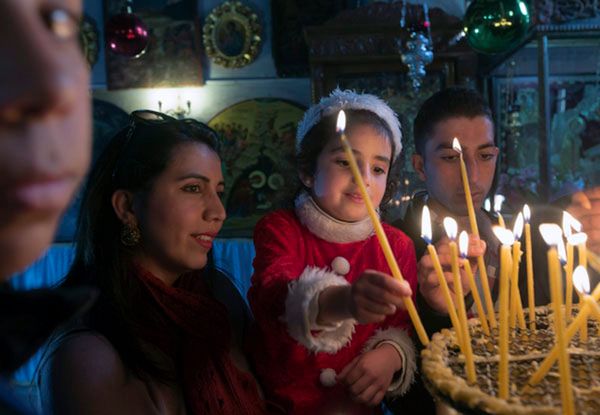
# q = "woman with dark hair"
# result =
<box><xmin>40</xmin><ymin>111</ymin><xmax>268</xmax><ymax>414</ymax></box>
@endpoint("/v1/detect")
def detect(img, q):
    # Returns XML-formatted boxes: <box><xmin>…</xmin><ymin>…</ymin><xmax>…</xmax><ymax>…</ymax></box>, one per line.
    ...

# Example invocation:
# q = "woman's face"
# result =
<box><xmin>133</xmin><ymin>142</ymin><xmax>226</xmax><ymax>284</ymax></box>
<box><xmin>0</xmin><ymin>0</ymin><xmax>91</xmax><ymax>279</ymax></box>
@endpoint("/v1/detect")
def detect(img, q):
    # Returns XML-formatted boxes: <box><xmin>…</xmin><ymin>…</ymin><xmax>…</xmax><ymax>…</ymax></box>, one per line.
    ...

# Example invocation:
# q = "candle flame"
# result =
<box><xmin>421</xmin><ymin>205</ymin><xmax>432</xmax><ymax>243</ymax></box>
<box><xmin>452</xmin><ymin>138</ymin><xmax>462</xmax><ymax>154</ymax></box>
<box><xmin>573</xmin><ymin>266</ymin><xmax>590</xmax><ymax>294</ymax></box>
<box><xmin>493</xmin><ymin>226</ymin><xmax>514</xmax><ymax>246</ymax></box>
<box><xmin>484</xmin><ymin>198</ymin><xmax>491</xmax><ymax>212</ymax></box>
<box><xmin>459</xmin><ymin>230</ymin><xmax>469</xmax><ymax>257</ymax></box>
<box><xmin>567</xmin><ymin>232</ymin><xmax>588</xmax><ymax>246</ymax></box>
<box><xmin>494</xmin><ymin>194</ymin><xmax>505</xmax><ymax>213</ymax></box>
<box><xmin>539</xmin><ymin>223</ymin><xmax>563</xmax><ymax>246</ymax></box>
<box><xmin>443</xmin><ymin>217</ymin><xmax>458</xmax><ymax>240</ymax></box>
<box><xmin>523</xmin><ymin>204</ymin><xmax>531</xmax><ymax>223</ymax></box>
<box><xmin>336</xmin><ymin>110</ymin><xmax>346</xmax><ymax>133</ymax></box>
<box><xmin>563</xmin><ymin>211</ymin><xmax>581</xmax><ymax>236</ymax></box>
<box><xmin>562</xmin><ymin>211</ymin><xmax>582</xmax><ymax>238</ymax></box>
<box><xmin>513</xmin><ymin>212</ymin><xmax>524</xmax><ymax>240</ymax></box>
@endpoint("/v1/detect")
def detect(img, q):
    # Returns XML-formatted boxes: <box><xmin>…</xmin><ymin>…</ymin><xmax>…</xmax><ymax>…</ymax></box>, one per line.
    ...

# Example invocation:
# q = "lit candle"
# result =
<box><xmin>444</xmin><ymin>217</ymin><xmax>476</xmax><ymax>384</ymax></box>
<box><xmin>452</xmin><ymin>138</ymin><xmax>496</xmax><ymax>329</ymax></box>
<box><xmin>573</xmin><ymin>266</ymin><xmax>589</xmax><ymax>342</ymax></box>
<box><xmin>570</xmin><ymin>232</ymin><xmax>588</xmax><ymax>270</ymax></box>
<box><xmin>562</xmin><ymin>211</ymin><xmax>581</xmax><ymax>321</ymax></box>
<box><xmin>492</xmin><ymin>226</ymin><xmax>514</xmax><ymax>399</ymax></box>
<box><xmin>420</xmin><ymin>206</ymin><xmax>463</xmax><ymax>347</ymax></box>
<box><xmin>537</xmin><ymin>224</ymin><xmax>575</xmax><ymax>415</ymax></box>
<box><xmin>336</xmin><ymin>111</ymin><xmax>429</xmax><ymax>345</ymax></box>
<box><xmin>510</xmin><ymin>213</ymin><xmax>526</xmax><ymax>330</ymax></box>
<box><xmin>494</xmin><ymin>194</ymin><xmax>506</xmax><ymax>228</ymax></box>
<box><xmin>459</xmin><ymin>230</ymin><xmax>490</xmax><ymax>336</ymax></box>
<box><xmin>484</xmin><ymin>198</ymin><xmax>491</xmax><ymax>212</ymax></box>
<box><xmin>523</xmin><ymin>205</ymin><xmax>536</xmax><ymax>330</ymax></box>
<box><xmin>527</xmin><ymin>266</ymin><xmax>600</xmax><ymax>387</ymax></box>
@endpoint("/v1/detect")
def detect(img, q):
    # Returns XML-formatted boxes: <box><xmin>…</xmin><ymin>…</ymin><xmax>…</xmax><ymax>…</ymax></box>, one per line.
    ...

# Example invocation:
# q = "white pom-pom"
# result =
<box><xmin>320</xmin><ymin>368</ymin><xmax>337</xmax><ymax>387</ymax></box>
<box><xmin>331</xmin><ymin>256</ymin><xmax>350</xmax><ymax>275</ymax></box>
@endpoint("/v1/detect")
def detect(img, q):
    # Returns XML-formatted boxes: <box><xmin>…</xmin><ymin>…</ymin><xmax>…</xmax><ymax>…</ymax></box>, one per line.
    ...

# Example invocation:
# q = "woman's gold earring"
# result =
<box><xmin>120</xmin><ymin>224</ymin><xmax>141</xmax><ymax>247</ymax></box>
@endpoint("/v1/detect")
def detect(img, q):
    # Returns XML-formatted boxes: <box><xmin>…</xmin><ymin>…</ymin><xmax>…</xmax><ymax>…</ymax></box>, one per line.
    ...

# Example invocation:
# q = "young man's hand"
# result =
<box><xmin>418</xmin><ymin>235</ymin><xmax>486</xmax><ymax>313</ymax></box>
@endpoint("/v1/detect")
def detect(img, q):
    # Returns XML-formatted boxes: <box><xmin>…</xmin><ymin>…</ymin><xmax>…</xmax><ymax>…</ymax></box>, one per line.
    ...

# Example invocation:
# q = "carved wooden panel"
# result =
<box><xmin>535</xmin><ymin>0</ymin><xmax>600</xmax><ymax>24</ymax></box>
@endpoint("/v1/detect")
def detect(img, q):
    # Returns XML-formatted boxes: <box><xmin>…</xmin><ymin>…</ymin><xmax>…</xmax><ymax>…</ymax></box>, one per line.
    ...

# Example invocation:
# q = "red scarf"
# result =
<box><xmin>134</xmin><ymin>265</ymin><xmax>268</xmax><ymax>415</ymax></box>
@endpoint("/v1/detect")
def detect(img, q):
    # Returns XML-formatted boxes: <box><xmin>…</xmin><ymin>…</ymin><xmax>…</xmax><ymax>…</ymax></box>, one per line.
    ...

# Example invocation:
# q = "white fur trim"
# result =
<box><xmin>284</xmin><ymin>266</ymin><xmax>356</xmax><ymax>354</ymax></box>
<box><xmin>296</xmin><ymin>88</ymin><xmax>402</xmax><ymax>159</ymax></box>
<box><xmin>295</xmin><ymin>192</ymin><xmax>374</xmax><ymax>243</ymax></box>
<box><xmin>362</xmin><ymin>327</ymin><xmax>416</xmax><ymax>397</ymax></box>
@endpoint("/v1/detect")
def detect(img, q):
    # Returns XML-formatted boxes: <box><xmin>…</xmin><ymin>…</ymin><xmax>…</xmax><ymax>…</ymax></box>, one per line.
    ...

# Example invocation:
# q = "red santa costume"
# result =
<box><xmin>247</xmin><ymin>191</ymin><xmax>418</xmax><ymax>414</ymax></box>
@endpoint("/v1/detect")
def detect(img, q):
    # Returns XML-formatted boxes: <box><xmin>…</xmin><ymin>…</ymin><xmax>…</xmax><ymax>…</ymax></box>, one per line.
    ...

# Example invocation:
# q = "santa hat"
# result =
<box><xmin>296</xmin><ymin>88</ymin><xmax>402</xmax><ymax>159</ymax></box>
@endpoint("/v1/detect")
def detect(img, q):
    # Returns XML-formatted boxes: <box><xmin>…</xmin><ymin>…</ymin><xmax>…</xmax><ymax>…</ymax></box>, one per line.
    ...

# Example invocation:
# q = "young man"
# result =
<box><xmin>395</xmin><ymin>86</ymin><xmax>498</xmax><ymax>334</ymax></box>
<box><xmin>389</xmin><ymin>86</ymin><xmax>600</xmax><ymax>414</ymax></box>
<box><xmin>384</xmin><ymin>86</ymin><xmax>498</xmax><ymax>415</ymax></box>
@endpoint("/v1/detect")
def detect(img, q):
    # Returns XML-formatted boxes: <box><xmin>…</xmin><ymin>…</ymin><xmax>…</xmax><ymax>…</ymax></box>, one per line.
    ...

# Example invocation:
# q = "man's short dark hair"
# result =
<box><xmin>413</xmin><ymin>86</ymin><xmax>493</xmax><ymax>156</ymax></box>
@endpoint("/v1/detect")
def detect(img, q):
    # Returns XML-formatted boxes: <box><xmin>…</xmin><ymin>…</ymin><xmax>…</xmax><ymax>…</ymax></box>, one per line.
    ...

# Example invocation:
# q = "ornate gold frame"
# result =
<box><xmin>202</xmin><ymin>1</ymin><xmax>262</xmax><ymax>68</ymax></box>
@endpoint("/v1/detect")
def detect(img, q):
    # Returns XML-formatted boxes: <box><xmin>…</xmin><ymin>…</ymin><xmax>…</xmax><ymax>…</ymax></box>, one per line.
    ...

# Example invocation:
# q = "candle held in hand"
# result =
<box><xmin>336</xmin><ymin>110</ymin><xmax>429</xmax><ymax>346</ymax></box>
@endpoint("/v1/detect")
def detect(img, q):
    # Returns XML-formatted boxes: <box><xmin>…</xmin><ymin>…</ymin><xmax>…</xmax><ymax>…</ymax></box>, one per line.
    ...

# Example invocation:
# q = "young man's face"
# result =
<box><xmin>412</xmin><ymin>116</ymin><xmax>498</xmax><ymax>216</ymax></box>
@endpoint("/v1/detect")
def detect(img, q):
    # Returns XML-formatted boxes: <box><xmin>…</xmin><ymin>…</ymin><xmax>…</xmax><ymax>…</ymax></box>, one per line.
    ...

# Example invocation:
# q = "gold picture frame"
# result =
<box><xmin>202</xmin><ymin>1</ymin><xmax>262</xmax><ymax>68</ymax></box>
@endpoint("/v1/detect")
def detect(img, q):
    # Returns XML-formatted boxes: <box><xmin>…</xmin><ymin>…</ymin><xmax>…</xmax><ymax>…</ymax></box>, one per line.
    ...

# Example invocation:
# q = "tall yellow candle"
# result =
<box><xmin>527</xmin><ymin>267</ymin><xmax>600</xmax><ymax>387</ymax></box>
<box><xmin>570</xmin><ymin>232</ymin><xmax>588</xmax><ymax>269</ymax></box>
<box><xmin>562</xmin><ymin>211</ymin><xmax>579</xmax><ymax>321</ymax></box>
<box><xmin>336</xmin><ymin>111</ymin><xmax>429</xmax><ymax>345</ymax></box>
<box><xmin>459</xmin><ymin>230</ymin><xmax>490</xmax><ymax>336</ymax></box>
<box><xmin>573</xmin><ymin>266</ymin><xmax>588</xmax><ymax>342</ymax></box>
<box><xmin>444</xmin><ymin>218</ymin><xmax>476</xmax><ymax>384</ymax></box>
<box><xmin>492</xmin><ymin>226</ymin><xmax>514</xmax><ymax>399</ymax></box>
<box><xmin>421</xmin><ymin>206</ymin><xmax>464</xmax><ymax>347</ymax></box>
<box><xmin>539</xmin><ymin>224</ymin><xmax>575</xmax><ymax>415</ymax></box>
<box><xmin>523</xmin><ymin>205</ymin><xmax>536</xmax><ymax>330</ymax></box>
<box><xmin>588</xmin><ymin>251</ymin><xmax>600</xmax><ymax>273</ymax></box>
<box><xmin>565</xmin><ymin>242</ymin><xmax>574</xmax><ymax>319</ymax></box>
<box><xmin>583</xmin><ymin>294</ymin><xmax>600</xmax><ymax>323</ymax></box>
<box><xmin>452</xmin><ymin>138</ymin><xmax>496</xmax><ymax>329</ymax></box>
<box><xmin>510</xmin><ymin>213</ymin><xmax>526</xmax><ymax>330</ymax></box>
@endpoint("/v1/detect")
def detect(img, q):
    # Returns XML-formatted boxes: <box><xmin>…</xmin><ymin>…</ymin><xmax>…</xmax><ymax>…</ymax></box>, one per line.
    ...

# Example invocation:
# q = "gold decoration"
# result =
<box><xmin>202</xmin><ymin>1</ymin><xmax>262</xmax><ymax>68</ymax></box>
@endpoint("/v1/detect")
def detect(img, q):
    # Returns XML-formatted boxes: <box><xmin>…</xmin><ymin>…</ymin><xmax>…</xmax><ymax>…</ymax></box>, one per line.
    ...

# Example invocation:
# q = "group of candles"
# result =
<box><xmin>433</xmin><ymin>138</ymin><xmax>594</xmax><ymax>415</ymax></box>
<box><xmin>336</xmin><ymin>110</ymin><xmax>597</xmax><ymax>414</ymax></box>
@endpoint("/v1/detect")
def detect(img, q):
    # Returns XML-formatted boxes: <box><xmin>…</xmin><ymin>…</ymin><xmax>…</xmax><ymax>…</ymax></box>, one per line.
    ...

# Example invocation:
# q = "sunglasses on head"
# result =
<box><xmin>111</xmin><ymin>110</ymin><xmax>218</xmax><ymax>180</ymax></box>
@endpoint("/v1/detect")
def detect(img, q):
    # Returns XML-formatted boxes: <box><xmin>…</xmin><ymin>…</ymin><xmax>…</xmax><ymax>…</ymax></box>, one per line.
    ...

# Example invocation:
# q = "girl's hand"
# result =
<box><xmin>337</xmin><ymin>344</ymin><xmax>402</xmax><ymax>406</ymax></box>
<box><xmin>349</xmin><ymin>270</ymin><xmax>412</xmax><ymax>324</ymax></box>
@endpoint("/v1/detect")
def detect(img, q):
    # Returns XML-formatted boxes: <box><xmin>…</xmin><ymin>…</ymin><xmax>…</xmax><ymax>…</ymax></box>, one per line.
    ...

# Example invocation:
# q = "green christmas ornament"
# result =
<box><xmin>464</xmin><ymin>0</ymin><xmax>531</xmax><ymax>54</ymax></box>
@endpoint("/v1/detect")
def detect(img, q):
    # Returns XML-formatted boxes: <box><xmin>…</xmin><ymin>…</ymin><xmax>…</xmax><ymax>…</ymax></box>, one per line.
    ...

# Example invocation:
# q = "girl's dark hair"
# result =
<box><xmin>60</xmin><ymin>115</ymin><xmax>221</xmax><ymax>383</ymax></box>
<box><xmin>296</xmin><ymin>109</ymin><xmax>399</xmax><ymax>205</ymax></box>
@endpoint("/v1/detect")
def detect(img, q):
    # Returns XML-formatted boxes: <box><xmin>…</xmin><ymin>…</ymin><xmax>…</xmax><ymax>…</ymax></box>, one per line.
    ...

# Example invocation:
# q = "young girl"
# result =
<box><xmin>248</xmin><ymin>89</ymin><xmax>418</xmax><ymax>414</ymax></box>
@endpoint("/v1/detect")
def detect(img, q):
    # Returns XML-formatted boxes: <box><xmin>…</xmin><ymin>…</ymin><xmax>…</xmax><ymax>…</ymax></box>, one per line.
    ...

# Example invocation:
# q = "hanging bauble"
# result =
<box><xmin>105</xmin><ymin>11</ymin><xmax>149</xmax><ymax>58</ymax></box>
<box><xmin>464</xmin><ymin>0</ymin><xmax>531</xmax><ymax>54</ymax></box>
<box><xmin>401</xmin><ymin>32</ymin><xmax>434</xmax><ymax>92</ymax></box>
